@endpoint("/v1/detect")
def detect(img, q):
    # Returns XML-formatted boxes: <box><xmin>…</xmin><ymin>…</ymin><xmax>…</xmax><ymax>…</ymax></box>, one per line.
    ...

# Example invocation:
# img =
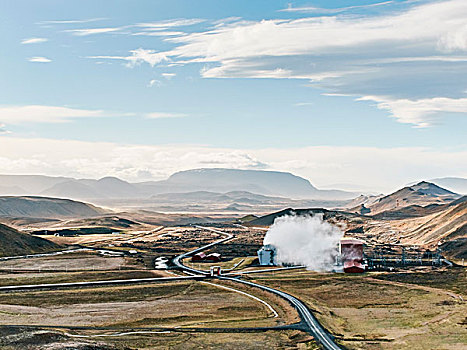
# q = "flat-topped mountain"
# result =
<box><xmin>140</xmin><ymin>168</ymin><xmax>357</xmax><ymax>199</ymax></box>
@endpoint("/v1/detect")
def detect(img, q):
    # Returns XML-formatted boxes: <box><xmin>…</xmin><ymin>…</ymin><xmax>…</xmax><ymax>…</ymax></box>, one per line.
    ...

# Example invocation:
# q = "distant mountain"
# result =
<box><xmin>139</xmin><ymin>168</ymin><xmax>357</xmax><ymax>200</ymax></box>
<box><xmin>428</xmin><ymin>177</ymin><xmax>467</xmax><ymax>194</ymax></box>
<box><xmin>41</xmin><ymin>177</ymin><xmax>143</xmax><ymax>199</ymax></box>
<box><xmin>0</xmin><ymin>223</ymin><xmax>61</xmax><ymax>257</ymax></box>
<box><xmin>0</xmin><ymin>175</ymin><xmax>71</xmax><ymax>194</ymax></box>
<box><xmin>0</xmin><ymin>170</ymin><xmax>358</xmax><ymax>201</ymax></box>
<box><xmin>0</xmin><ymin>184</ymin><xmax>26</xmax><ymax>196</ymax></box>
<box><xmin>151</xmin><ymin>190</ymin><xmax>287</xmax><ymax>204</ymax></box>
<box><xmin>0</xmin><ymin>196</ymin><xmax>106</xmax><ymax>218</ymax></box>
<box><xmin>42</xmin><ymin>180</ymin><xmax>103</xmax><ymax>199</ymax></box>
<box><xmin>366</xmin><ymin>181</ymin><xmax>460</xmax><ymax>215</ymax></box>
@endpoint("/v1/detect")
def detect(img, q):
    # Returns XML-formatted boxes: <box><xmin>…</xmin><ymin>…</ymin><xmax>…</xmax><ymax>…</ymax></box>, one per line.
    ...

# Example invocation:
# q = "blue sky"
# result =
<box><xmin>0</xmin><ymin>0</ymin><xmax>466</xmax><ymax>192</ymax></box>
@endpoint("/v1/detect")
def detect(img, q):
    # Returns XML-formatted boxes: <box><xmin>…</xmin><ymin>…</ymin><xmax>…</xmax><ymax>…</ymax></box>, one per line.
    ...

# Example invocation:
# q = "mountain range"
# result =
<box><xmin>0</xmin><ymin>169</ymin><xmax>358</xmax><ymax>201</ymax></box>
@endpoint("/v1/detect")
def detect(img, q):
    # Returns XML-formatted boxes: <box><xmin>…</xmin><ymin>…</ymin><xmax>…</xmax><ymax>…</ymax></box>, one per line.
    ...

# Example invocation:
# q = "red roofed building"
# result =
<box><xmin>205</xmin><ymin>253</ymin><xmax>221</xmax><ymax>262</ymax></box>
<box><xmin>340</xmin><ymin>238</ymin><xmax>365</xmax><ymax>273</ymax></box>
<box><xmin>191</xmin><ymin>252</ymin><xmax>207</xmax><ymax>262</ymax></box>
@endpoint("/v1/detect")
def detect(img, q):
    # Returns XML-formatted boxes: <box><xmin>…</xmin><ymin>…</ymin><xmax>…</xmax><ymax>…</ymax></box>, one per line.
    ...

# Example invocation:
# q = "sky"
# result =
<box><xmin>0</xmin><ymin>0</ymin><xmax>466</xmax><ymax>193</ymax></box>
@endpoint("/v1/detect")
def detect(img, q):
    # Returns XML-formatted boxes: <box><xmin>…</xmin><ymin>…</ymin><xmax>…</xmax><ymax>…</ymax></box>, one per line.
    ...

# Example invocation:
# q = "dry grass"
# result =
<box><xmin>0</xmin><ymin>281</ymin><xmax>275</xmax><ymax>329</ymax></box>
<box><xmin>249</xmin><ymin>269</ymin><xmax>467</xmax><ymax>350</ymax></box>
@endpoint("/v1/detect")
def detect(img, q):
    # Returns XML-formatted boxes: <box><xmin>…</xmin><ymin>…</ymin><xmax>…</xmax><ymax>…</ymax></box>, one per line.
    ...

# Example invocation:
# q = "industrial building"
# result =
<box><xmin>257</xmin><ymin>244</ymin><xmax>277</xmax><ymax>266</ymax></box>
<box><xmin>340</xmin><ymin>238</ymin><xmax>365</xmax><ymax>273</ymax></box>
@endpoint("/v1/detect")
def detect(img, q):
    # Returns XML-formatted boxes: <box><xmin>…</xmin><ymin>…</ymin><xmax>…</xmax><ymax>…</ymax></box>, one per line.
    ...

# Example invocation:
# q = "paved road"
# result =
<box><xmin>173</xmin><ymin>226</ymin><xmax>342</xmax><ymax>350</ymax></box>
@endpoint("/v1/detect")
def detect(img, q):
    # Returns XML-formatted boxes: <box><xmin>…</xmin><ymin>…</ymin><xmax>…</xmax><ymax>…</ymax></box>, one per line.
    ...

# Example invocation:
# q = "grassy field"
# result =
<box><xmin>0</xmin><ymin>281</ymin><xmax>277</xmax><ymax>327</ymax></box>
<box><xmin>0</xmin><ymin>276</ymin><xmax>321</xmax><ymax>349</ymax></box>
<box><xmin>0</xmin><ymin>270</ymin><xmax>167</xmax><ymax>286</ymax></box>
<box><xmin>248</xmin><ymin>268</ymin><xmax>467</xmax><ymax>350</ymax></box>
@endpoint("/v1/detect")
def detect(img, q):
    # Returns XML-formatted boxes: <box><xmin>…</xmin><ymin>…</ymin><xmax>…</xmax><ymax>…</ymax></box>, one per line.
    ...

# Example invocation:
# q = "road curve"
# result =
<box><xmin>173</xmin><ymin>225</ymin><xmax>342</xmax><ymax>350</ymax></box>
<box><xmin>172</xmin><ymin>225</ymin><xmax>234</xmax><ymax>275</ymax></box>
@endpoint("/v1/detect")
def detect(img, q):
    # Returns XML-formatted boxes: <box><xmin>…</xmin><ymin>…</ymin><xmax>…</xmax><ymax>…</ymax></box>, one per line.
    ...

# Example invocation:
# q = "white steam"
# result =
<box><xmin>263</xmin><ymin>214</ymin><xmax>343</xmax><ymax>272</ymax></box>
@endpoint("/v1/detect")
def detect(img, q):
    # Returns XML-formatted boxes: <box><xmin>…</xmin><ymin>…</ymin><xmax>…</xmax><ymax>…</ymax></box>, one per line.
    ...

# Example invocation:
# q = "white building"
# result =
<box><xmin>257</xmin><ymin>244</ymin><xmax>277</xmax><ymax>266</ymax></box>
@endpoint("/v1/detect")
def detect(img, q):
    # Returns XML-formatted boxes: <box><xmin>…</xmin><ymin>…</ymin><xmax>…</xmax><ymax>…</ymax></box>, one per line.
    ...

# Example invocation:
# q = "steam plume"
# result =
<box><xmin>263</xmin><ymin>214</ymin><xmax>343</xmax><ymax>271</ymax></box>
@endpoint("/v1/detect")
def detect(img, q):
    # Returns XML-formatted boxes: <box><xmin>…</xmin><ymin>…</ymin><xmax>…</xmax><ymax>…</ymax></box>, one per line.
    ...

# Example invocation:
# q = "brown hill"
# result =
<box><xmin>403</xmin><ymin>197</ymin><xmax>466</xmax><ymax>247</ymax></box>
<box><xmin>0</xmin><ymin>223</ymin><xmax>61</xmax><ymax>257</ymax></box>
<box><xmin>366</xmin><ymin>181</ymin><xmax>459</xmax><ymax>215</ymax></box>
<box><xmin>0</xmin><ymin>196</ymin><xmax>106</xmax><ymax>219</ymax></box>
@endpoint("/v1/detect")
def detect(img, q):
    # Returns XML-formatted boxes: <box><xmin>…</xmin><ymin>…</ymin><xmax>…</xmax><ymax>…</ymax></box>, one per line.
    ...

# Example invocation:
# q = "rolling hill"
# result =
<box><xmin>0</xmin><ymin>223</ymin><xmax>60</xmax><ymax>257</ymax></box>
<box><xmin>0</xmin><ymin>196</ymin><xmax>106</xmax><ymax>218</ymax></box>
<box><xmin>394</xmin><ymin>197</ymin><xmax>467</xmax><ymax>259</ymax></box>
<box><xmin>358</xmin><ymin>181</ymin><xmax>460</xmax><ymax>215</ymax></box>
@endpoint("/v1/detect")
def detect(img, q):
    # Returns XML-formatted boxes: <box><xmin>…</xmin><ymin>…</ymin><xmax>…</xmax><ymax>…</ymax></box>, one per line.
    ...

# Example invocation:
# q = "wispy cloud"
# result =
<box><xmin>145</xmin><ymin>112</ymin><xmax>187</xmax><ymax>119</ymax></box>
<box><xmin>161</xmin><ymin>72</ymin><xmax>176</xmax><ymax>80</ymax></box>
<box><xmin>39</xmin><ymin>18</ymin><xmax>106</xmax><ymax>25</ymax></box>
<box><xmin>0</xmin><ymin>123</ymin><xmax>11</xmax><ymax>135</ymax></box>
<box><xmin>85</xmin><ymin>0</ymin><xmax>467</xmax><ymax>127</ymax></box>
<box><xmin>357</xmin><ymin>96</ymin><xmax>467</xmax><ymax>127</ymax></box>
<box><xmin>0</xmin><ymin>105</ymin><xmax>105</xmax><ymax>124</ymax></box>
<box><xmin>136</xmin><ymin>19</ymin><xmax>205</xmax><ymax>31</ymax></box>
<box><xmin>132</xmin><ymin>31</ymin><xmax>185</xmax><ymax>37</ymax></box>
<box><xmin>21</xmin><ymin>37</ymin><xmax>48</xmax><ymax>44</ymax></box>
<box><xmin>28</xmin><ymin>56</ymin><xmax>52</xmax><ymax>63</ymax></box>
<box><xmin>88</xmin><ymin>48</ymin><xmax>169</xmax><ymax>67</ymax></box>
<box><xmin>279</xmin><ymin>1</ymin><xmax>394</xmax><ymax>14</ymax></box>
<box><xmin>65</xmin><ymin>27</ymin><xmax>122</xmax><ymax>36</ymax></box>
<box><xmin>147</xmin><ymin>79</ymin><xmax>162</xmax><ymax>87</ymax></box>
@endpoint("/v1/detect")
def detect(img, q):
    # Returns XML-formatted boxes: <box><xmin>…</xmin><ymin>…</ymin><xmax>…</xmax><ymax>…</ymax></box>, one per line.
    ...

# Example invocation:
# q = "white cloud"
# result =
<box><xmin>0</xmin><ymin>105</ymin><xmax>105</xmax><ymax>124</ymax></box>
<box><xmin>28</xmin><ymin>56</ymin><xmax>52</xmax><ymax>63</ymax></box>
<box><xmin>145</xmin><ymin>112</ymin><xmax>187</xmax><ymax>119</ymax></box>
<box><xmin>135</xmin><ymin>19</ymin><xmax>205</xmax><ymax>31</ymax></box>
<box><xmin>279</xmin><ymin>1</ymin><xmax>394</xmax><ymax>14</ymax></box>
<box><xmin>88</xmin><ymin>48</ymin><xmax>169</xmax><ymax>67</ymax></box>
<box><xmin>65</xmin><ymin>27</ymin><xmax>121</xmax><ymax>36</ymax></box>
<box><xmin>39</xmin><ymin>18</ymin><xmax>106</xmax><ymax>25</ymax></box>
<box><xmin>161</xmin><ymin>72</ymin><xmax>176</xmax><ymax>80</ymax></box>
<box><xmin>21</xmin><ymin>37</ymin><xmax>48</xmax><ymax>44</ymax></box>
<box><xmin>132</xmin><ymin>31</ymin><xmax>185</xmax><ymax>37</ymax></box>
<box><xmin>357</xmin><ymin>96</ymin><xmax>467</xmax><ymax>127</ymax></box>
<box><xmin>89</xmin><ymin>0</ymin><xmax>467</xmax><ymax>127</ymax></box>
<box><xmin>0</xmin><ymin>137</ymin><xmax>465</xmax><ymax>192</ymax></box>
<box><xmin>147</xmin><ymin>79</ymin><xmax>162</xmax><ymax>87</ymax></box>
<box><xmin>0</xmin><ymin>123</ymin><xmax>10</xmax><ymax>134</ymax></box>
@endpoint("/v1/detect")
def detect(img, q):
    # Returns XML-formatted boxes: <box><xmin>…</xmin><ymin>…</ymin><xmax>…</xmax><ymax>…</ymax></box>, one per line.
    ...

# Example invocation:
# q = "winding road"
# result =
<box><xmin>172</xmin><ymin>225</ymin><xmax>342</xmax><ymax>350</ymax></box>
